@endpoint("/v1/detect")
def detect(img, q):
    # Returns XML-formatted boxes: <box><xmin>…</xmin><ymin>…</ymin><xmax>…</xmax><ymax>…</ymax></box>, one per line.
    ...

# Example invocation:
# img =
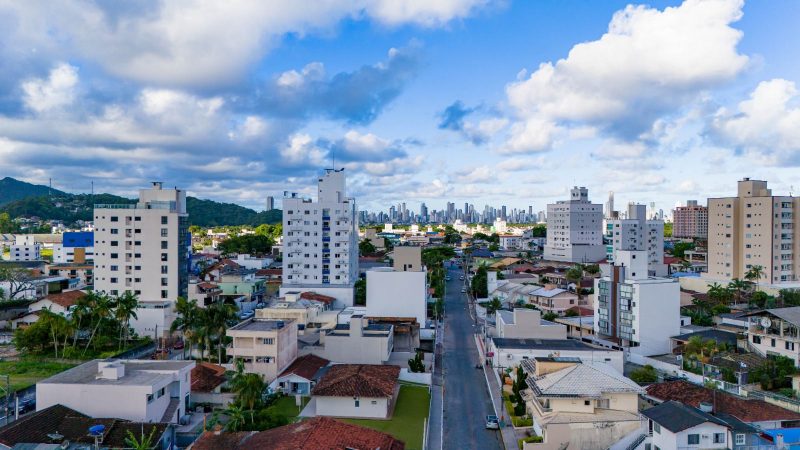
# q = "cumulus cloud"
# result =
<box><xmin>21</xmin><ymin>63</ymin><xmax>79</xmax><ymax>113</ymax></box>
<box><xmin>454</xmin><ymin>166</ymin><xmax>495</xmax><ymax>183</ymax></box>
<box><xmin>503</xmin><ymin>0</ymin><xmax>748</xmax><ymax>153</ymax></box>
<box><xmin>437</xmin><ymin>100</ymin><xmax>507</xmax><ymax>144</ymax></box>
<box><xmin>710</xmin><ymin>78</ymin><xmax>800</xmax><ymax>165</ymax></box>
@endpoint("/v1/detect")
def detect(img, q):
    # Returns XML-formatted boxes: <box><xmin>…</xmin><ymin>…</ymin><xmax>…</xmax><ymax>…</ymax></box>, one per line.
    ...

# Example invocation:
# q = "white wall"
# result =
<box><xmin>366</xmin><ymin>268</ymin><xmax>427</xmax><ymax>326</ymax></box>
<box><xmin>650</xmin><ymin>421</ymin><xmax>729</xmax><ymax>450</ymax></box>
<box><xmin>130</xmin><ymin>303</ymin><xmax>176</xmax><ymax>339</ymax></box>
<box><xmin>315</xmin><ymin>395</ymin><xmax>389</xmax><ymax>419</ymax></box>
<box><xmin>489</xmin><ymin>342</ymin><xmax>624</xmax><ymax>373</ymax></box>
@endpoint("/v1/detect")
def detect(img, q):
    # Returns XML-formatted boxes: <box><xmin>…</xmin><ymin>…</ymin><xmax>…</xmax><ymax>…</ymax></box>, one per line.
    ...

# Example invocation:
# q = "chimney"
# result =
<box><xmin>152</xmin><ymin>181</ymin><xmax>163</xmax><ymax>190</ymax></box>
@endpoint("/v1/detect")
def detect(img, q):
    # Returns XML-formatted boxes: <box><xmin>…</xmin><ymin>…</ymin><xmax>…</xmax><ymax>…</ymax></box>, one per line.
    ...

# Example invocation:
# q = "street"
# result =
<box><xmin>442</xmin><ymin>263</ymin><xmax>503</xmax><ymax>450</ymax></box>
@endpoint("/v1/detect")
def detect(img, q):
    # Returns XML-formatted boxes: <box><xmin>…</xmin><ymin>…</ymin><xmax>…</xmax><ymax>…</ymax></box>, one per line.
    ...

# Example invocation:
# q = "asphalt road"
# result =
<box><xmin>442</xmin><ymin>263</ymin><xmax>503</xmax><ymax>450</ymax></box>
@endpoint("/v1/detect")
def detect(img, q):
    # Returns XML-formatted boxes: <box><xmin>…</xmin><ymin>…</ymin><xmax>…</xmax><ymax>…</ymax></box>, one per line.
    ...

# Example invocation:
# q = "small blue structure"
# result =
<box><xmin>62</xmin><ymin>231</ymin><xmax>93</xmax><ymax>248</ymax></box>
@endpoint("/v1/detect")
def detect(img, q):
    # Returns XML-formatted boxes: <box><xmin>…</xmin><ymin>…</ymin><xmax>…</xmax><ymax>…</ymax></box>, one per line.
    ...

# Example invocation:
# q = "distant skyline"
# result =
<box><xmin>1</xmin><ymin>1</ymin><xmax>799</xmax><ymax>213</ymax></box>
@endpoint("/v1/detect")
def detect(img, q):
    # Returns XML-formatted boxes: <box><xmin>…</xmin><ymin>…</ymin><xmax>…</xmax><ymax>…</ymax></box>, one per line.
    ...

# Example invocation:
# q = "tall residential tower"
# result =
<box><xmin>544</xmin><ymin>187</ymin><xmax>605</xmax><ymax>263</ymax></box>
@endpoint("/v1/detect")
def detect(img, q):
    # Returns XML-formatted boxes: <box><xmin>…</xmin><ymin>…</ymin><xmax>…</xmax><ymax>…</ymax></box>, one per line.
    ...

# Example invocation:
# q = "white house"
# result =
<box><xmin>36</xmin><ymin>359</ymin><xmax>195</xmax><ymax>423</ymax></box>
<box><xmin>365</xmin><ymin>267</ymin><xmax>427</xmax><ymax>327</ymax></box>
<box><xmin>313</xmin><ymin>315</ymin><xmax>393</xmax><ymax>365</ymax></box>
<box><xmin>489</xmin><ymin>337</ymin><xmax>624</xmax><ymax>373</ymax></box>
<box><xmin>268</xmin><ymin>354</ymin><xmax>330</xmax><ymax>397</ymax></box>
<box><xmin>231</xmin><ymin>253</ymin><xmax>274</xmax><ymax>270</ymax></box>
<box><xmin>310</xmin><ymin>364</ymin><xmax>400</xmax><ymax>419</ymax></box>
<box><xmin>495</xmin><ymin>309</ymin><xmax>567</xmax><ymax>339</ymax></box>
<box><xmin>640</xmin><ymin>401</ymin><xmax>738</xmax><ymax>450</ymax></box>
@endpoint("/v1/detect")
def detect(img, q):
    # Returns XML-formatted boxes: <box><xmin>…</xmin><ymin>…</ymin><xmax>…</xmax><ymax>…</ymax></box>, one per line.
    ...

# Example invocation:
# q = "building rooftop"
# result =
<box><xmin>0</xmin><ymin>404</ymin><xmax>168</xmax><ymax>449</ymax></box>
<box><xmin>191</xmin><ymin>417</ymin><xmax>405</xmax><ymax>450</ymax></box>
<box><xmin>38</xmin><ymin>289</ymin><xmax>87</xmax><ymax>309</ymax></box>
<box><xmin>312</xmin><ymin>364</ymin><xmax>400</xmax><ymax>398</ymax></box>
<box><xmin>742</xmin><ymin>306</ymin><xmax>800</xmax><ymax>327</ymax></box>
<box><xmin>278</xmin><ymin>354</ymin><xmax>330</xmax><ymax>381</ymax></box>
<box><xmin>670</xmin><ymin>329</ymin><xmax>740</xmax><ymax>348</ymax></box>
<box><xmin>646</xmin><ymin>380</ymin><xmax>800</xmax><ymax>423</ymax></box>
<box><xmin>191</xmin><ymin>362</ymin><xmax>227</xmax><ymax>393</ymax></box>
<box><xmin>39</xmin><ymin>359</ymin><xmax>194</xmax><ymax>387</ymax></box>
<box><xmin>492</xmin><ymin>337</ymin><xmax>606</xmax><ymax>351</ymax></box>
<box><xmin>641</xmin><ymin>401</ymin><xmax>728</xmax><ymax>433</ymax></box>
<box><xmin>525</xmin><ymin>362</ymin><xmax>642</xmax><ymax>398</ymax></box>
<box><xmin>229</xmin><ymin>318</ymin><xmax>294</xmax><ymax>332</ymax></box>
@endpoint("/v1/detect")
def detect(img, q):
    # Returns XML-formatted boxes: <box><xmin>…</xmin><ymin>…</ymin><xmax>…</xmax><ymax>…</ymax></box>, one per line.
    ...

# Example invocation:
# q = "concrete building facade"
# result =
<box><xmin>226</xmin><ymin>318</ymin><xmax>298</xmax><ymax>382</ymax></box>
<box><xmin>544</xmin><ymin>187</ymin><xmax>605</xmax><ymax>263</ymax></box>
<box><xmin>10</xmin><ymin>235</ymin><xmax>40</xmax><ymax>261</ymax></box>
<box><xmin>606</xmin><ymin>203</ymin><xmax>667</xmax><ymax>277</ymax></box>
<box><xmin>673</xmin><ymin>200</ymin><xmax>708</xmax><ymax>239</ymax></box>
<box><xmin>281</xmin><ymin>169</ymin><xmax>359</xmax><ymax>306</ymax></box>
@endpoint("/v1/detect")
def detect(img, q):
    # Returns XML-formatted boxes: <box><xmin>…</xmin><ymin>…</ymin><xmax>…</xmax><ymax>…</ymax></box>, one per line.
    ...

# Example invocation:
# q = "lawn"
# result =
<box><xmin>266</xmin><ymin>395</ymin><xmax>301</xmax><ymax>418</ymax></box>
<box><xmin>343</xmin><ymin>383</ymin><xmax>431</xmax><ymax>450</ymax></box>
<box><xmin>0</xmin><ymin>359</ymin><xmax>78</xmax><ymax>391</ymax></box>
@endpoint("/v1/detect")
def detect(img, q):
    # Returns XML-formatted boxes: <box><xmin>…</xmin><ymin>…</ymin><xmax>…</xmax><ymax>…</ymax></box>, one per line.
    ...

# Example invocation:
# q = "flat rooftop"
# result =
<box><xmin>39</xmin><ymin>359</ymin><xmax>194</xmax><ymax>387</ymax></box>
<box><xmin>492</xmin><ymin>337</ymin><xmax>608</xmax><ymax>351</ymax></box>
<box><xmin>230</xmin><ymin>318</ymin><xmax>294</xmax><ymax>332</ymax></box>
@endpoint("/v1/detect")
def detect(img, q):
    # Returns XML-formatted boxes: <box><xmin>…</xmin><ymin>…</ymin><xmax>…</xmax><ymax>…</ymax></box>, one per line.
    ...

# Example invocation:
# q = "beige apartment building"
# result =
<box><xmin>707</xmin><ymin>178</ymin><xmax>799</xmax><ymax>284</ymax></box>
<box><xmin>227</xmin><ymin>318</ymin><xmax>298</xmax><ymax>382</ymax></box>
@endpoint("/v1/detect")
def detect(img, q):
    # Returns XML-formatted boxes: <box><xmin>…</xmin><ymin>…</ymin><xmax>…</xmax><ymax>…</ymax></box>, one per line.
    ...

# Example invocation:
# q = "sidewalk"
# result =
<box><xmin>427</xmin><ymin>319</ymin><xmax>444</xmax><ymax>450</ymax></box>
<box><xmin>475</xmin><ymin>334</ymin><xmax>519</xmax><ymax>450</ymax></box>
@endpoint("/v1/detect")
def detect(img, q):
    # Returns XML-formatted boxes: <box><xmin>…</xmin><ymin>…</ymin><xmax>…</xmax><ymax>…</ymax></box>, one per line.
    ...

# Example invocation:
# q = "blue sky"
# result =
<box><xmin>0</xmin><ymin>0</ymin><xmax>799</xmax><ymax>216</ymax></box>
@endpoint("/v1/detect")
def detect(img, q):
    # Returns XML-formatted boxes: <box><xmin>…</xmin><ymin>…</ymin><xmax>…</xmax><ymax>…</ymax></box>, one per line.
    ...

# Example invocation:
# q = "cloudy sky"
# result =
<box><xmin>0</xmin><ymin>0</ymin><xmax>799</xmax><ymax>215</ymax></box>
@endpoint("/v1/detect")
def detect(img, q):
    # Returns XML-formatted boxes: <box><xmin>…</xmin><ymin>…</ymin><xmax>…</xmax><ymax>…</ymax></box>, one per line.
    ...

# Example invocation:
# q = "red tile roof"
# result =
<box><xmin>664</xmin><ymin>256</ymin><xmax>683</xmax><ymax>265</ymax></box>
<box><xmin>279</xmin><ymin>354</ymin><xmax>329</xmax><ymax>381</ymax></box>
<box><xmin>646</xmin><ymin>381</ymin><xmax>800</xmax><ymax>423</ymax></box>
<box><xmin>300</xmin><ymin>292</ymin><xmax>336</xmax><ymax>305</ymax></box>
<box><xmin>191</xmin><ymin>362</ymin><xmax>227</xmax><ymax>393</ymax></box>
<box><xmin>191</xmin><ymin>417</ymin><xmax>405</xmax><ymax>450</ymax></box>
<box><xmin>565</xmin><ymin>306</ymin><xmax>594</xmax><ymax>317</ymax></box>
<box><xmin>42</xmin><ymin>290</ymin><xmax>86</xmax><ymax>309</ymax></box>
<box><xmin>312</xmin><ymin>364</ymin><xmax>400</xmax><ymax>398</ymax></box>
<box><xmin>256</xmin><ymin>268</ymin><xmax>282</xmax><ymax>276</ymax></box>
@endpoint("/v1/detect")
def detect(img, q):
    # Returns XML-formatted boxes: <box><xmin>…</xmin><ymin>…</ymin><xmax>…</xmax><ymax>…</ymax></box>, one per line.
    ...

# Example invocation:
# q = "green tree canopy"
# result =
<box><xmin>218</xmin><ymin>235</ymin><xmax>273</xmax><ymax>256</ymax></box>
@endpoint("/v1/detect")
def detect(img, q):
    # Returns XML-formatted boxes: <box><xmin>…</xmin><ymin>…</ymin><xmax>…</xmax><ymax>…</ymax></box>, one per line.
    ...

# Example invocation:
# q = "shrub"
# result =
<box><xmin>629</xmin><ymin>365</ymin><xmax>658</xmax><ymax>384</ymax></box>
<box><xmin>513</xmin><ymin>416</ymin><xmax>533</xmax><ymax>427</ymax></box>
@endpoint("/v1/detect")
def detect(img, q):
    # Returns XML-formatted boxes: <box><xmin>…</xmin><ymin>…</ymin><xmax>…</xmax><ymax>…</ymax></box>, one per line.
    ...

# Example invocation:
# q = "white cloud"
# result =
<box><xmin>280</xmin><ymin>133</ymin><xmax>327</xmax><ymax>166</ymax></box>
<box><xmin>495</xmin><ymin>157</ymin><xmax>540</xmax><ymax>172</ymax></box>
<box><xmin>711</xmin><ymin>78</ymin><xmax>800</xmax><ymax>165</ymax></box>
<box><xmin>454</xmin><ymin>166</ymin><xmax>494</xmax><ymax>183</ymax></box>
<box><xmin>504</xmin><ymin>0</ymin><xmax>748</xmax><ymax>153</ymax></box>
<box><xmin>2</xmin><ymin>1</ymin><xmax>495</xmax><ymax>86</ymax></box>
<box><xmin>21</xmin><ymin>63</ymin><xmax>79</xmax><ymax>113</ymax></box>
<box><xmin>342</xmin><ymin>130</ymin><xmax>390</xmax><ymax>152</ymax></box>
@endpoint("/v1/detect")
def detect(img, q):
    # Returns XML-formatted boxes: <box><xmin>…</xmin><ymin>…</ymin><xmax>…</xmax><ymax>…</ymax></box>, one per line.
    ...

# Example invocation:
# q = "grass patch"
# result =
<box><xmin>343</xmin><ymin>384</ymin><xmax>430</xmax><ymax>450</ymax></box>
<box><xmin>266</xmin><ymin>395</ymin><xmax>300</xmax><ymax>418</ymax></box>
<box><xmin>0</xmin><ymin>358</ymin><xmax>78</xmax><ymax>391</ymax></box>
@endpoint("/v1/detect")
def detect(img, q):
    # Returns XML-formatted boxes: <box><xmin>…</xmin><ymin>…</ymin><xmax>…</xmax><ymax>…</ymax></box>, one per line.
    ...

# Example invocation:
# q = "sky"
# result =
<box><xmin>0</xmin><ymin>0</ymin><xmax>799</xmax><ymax>215</ymax></box>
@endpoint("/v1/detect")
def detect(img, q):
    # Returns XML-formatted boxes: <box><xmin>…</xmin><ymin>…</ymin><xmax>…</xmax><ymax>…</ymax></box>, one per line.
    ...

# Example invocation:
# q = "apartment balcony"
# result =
<box><xmin>322</xmin><ymin>216</ymin><xmax>331</xmax><ymax>221</ymax></box>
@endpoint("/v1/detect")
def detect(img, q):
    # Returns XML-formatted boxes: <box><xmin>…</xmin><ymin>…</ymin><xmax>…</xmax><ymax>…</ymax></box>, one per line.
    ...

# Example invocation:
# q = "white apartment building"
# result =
<box><xmin>10</xmin><ymin>235</ymin><xmax>40</xmax><ymax>261</ymax></box>
<box><xmin>94</xmin><ymin>182</ymin><xmax>189</xmax><ymax>302</ymax></box>
<box><xmin>594</xmin><ymin>250</ymin><xmax>680</xmax><ymax>356</ymax></box>
<box><xmin>52</xmin><ymin>231</ymin><xmax>94</xmax><ymax>263</ymax></box>
<box><xmin>281</xmin><ymin>169</ymin><xmax>359</xmax><ymax>307</ymax></box>
<box><xmin>36</xmin><ymin>359</ymin><xmax>195</xmax><ymax>423</ymax></box>
<box><xmin>365</xmin><ymin>267</ymin><xmax>427</xmax><ymax>327</ymax></box>
<box><xmin>707</xmin><ymin>178</ymin><xmax>800</xmax><ymax>284</ymax></box>
<box><xmin>544</xmin><ymin>187</ymin><xmax>605</xmax><ymax>263</ymax></box>
<box><xmin>606</xmin><ymin>203</ymin><xmax>667</xmax><ymax>277</ymax></box>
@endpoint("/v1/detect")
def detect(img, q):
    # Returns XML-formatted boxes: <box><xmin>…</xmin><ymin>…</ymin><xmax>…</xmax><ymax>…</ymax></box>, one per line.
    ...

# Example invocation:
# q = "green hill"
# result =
<box><xmin>0</xmin><ymin>178</ymin><xmax>281</xmax><ymax>227</ymax></box>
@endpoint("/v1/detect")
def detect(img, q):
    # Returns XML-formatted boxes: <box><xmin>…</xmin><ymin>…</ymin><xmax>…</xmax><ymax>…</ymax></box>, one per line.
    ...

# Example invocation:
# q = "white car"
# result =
<box><xmin>461</xmin><ymin>287</ymin><xmax>467</xmax><ymax>293</ymax></box>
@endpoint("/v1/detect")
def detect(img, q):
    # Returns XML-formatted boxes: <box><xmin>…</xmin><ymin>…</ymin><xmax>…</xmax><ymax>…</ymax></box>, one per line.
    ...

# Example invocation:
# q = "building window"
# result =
<box><xmin>354</xmin><ymin>399</ymin><xmax>360</xmax><ymax>407</ymax></box>
<box><xmin>161</xmin><ymin>290</ymin><xmax>168</xmax><ymax>299</ymax></box>
<box><xmin>110</xmin><ymin>241</ymin><xmax>118</xmax><ymax>247</ymax></box>
<box><xmin>161</xmin><ymin>253</ymin><xmax>168</xmax><ymax>261</ymax></box>
<box><xmin>110</xmin><ymin>265</ymin><xmax>118</xmax><ymax>271</ymax></box>
<box><xmin>653</xmin><ymin>423</ymin><xmax>660</xmax><ymax>434</ymax></box>
<box><xmin>713</xmin><ymin>433</ymin><xmax>725</xmax><ymax>444</ymax></box>
<box><xmin>261</xmin><ymin>338</ymin><xmax>275</xmax><ymax>345</ymax></box>
<box><xmin>787</xmin><ymin>341</ymin><xmax>795</xmax><ymax>351</ymax></box>
<box><xmin>161</xmin><ymin>265</ymin><xmax>168</xmax><ymax>274</ymax></box>
<box><xmin>735</xmin><ymin>434</ymin><xmax>745</xmax><ymax>445</ymax></box>
<box><xmin>687</xmin><ymin>434</ymin><xmax>699</xmax><ymax>445</ymax></box>
<box><xmin>110</xmin><ymin>277</ymin><xmax>118</xmax><ymax>283</ymax></box>
<box><xmin>110</xmin><ymin>228</ymin><xmax>119</xmax><ymax>234</ymax></box>
<box><xmin>753</xmin><ymin>335</ymin><xmax>761</xmax><ymax>344</ymax></box>
<box><xmin>161</xmin><ymin>241</ymin><xmax>168</xmax><ymax>249</ymax></box>
<box><xmin>110</xmin><ymin>253</ymin><xmax>119</xmax><ymax>259</ymax></box>
<box><xmin>161</xmin><ymin>277</ymin><xmax>168</xmax><ymax>286</ymax></box>
<box><xmin>161</xmin><ymin>216</ymin><xmax>168</xmax><ymax>225</ymax></box>
<box><xmin>110</xmin><ymin>216</ymin><xmax>119</xmax><ymax>222</ymax></box>
<box><xmin>161</xmin><ymin>228</ymin><xmax>168</xmax><ymax>237</ymax></box>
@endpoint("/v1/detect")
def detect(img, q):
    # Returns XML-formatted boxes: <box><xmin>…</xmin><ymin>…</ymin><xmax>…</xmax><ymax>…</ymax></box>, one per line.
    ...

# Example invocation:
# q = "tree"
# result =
<box><xmin>707</xmin><ymin>283</ymin><xmax>732</xmax><ymax>305</ymax></box>
<box><xmin>750</xmin><ymin>291</ymin><xmax>772</xmax><ymax>309</ymax></box>
<box><xmin>217</xmin><ymin>235</ymin><xmax>273</xmax><ymax>256</ymax></box>
<box><xmin>745</xmin><ymin>265</ymin><xmax>765</xmax><ymax>292</ymax></box>
<box><xmin>38</xmin><ymin>309</ymin><xmax>72</xmax><ymax>358</ymax></box>
<box><xmin>530</xmin><ymin>224</ymin><xmax>546</xmax><ymax>238</ymax></box>
<box><xmin>471</xmin><ymin>266</ymin><xmax>488</xmax><ymax>298</ymax></box>
<box><xmin>630</xmin><ymin>365</ymin><xmax>658</xmax><ymax>384</ymax></box>
<box><xmin>359</xmin><ymin>239</ymin><xmax>376</xmax><ymax>256</ymax></box>
<box><xmin>224</xmin><ymin>404</ymin><xmax>248</xmax><ymax>432</ymax></box>
<box><xmin>408</xmin><ymin>352</ymin><xmax>425</xmax><ymax>373</ymax></box>
<box><xmin>232</xmin><ymin>369</ymin><xmax>266</xmax><ymax>423</ymax></box>
<box><xmin>0</xmin><ymin>212</ymin><xmax>19</xmax><ymax>233</ymax></box>
<box><xmin>83</xmin><ymin>291</ymin><xmax>113</xmax><ymax>356</ymax></box>
<box><xmin>781</xmin><ymin>289</ymin><xmax>800</xmax><ymax>307</ymax></box>
<box><xmin>542</xmin><ymin>311</ymin><xmax>558</xmax><ymax>322</ymax></box>
<box><xmin>727</xmin><ymin>278</ymin><xmax>749</xmax><ymax>305</ymax></box>
<box><xmin>206</xmin><ymin>302</ymin><xmax>238</xmax><ymax>364</ymax></box>
<box><xmin>565</xmin><ymin>264</ymin><xmax>585</xmax><ymax>306</ymax></box>
<box><xmin>113</xmin><ymin>291</ymin><xmax>139</xmax><ymax>351</ymax></box>
<box><xmin>671</xmin><ymin>242</ymin><xmax>695</xmax><ymax>258</ymax></box>
<box><xmin>125</xmin><ymin>426</ymin><xmax>159</xmax><ymax>450</ymax></box>
<box><xmin>583</xmin><ymin>264</ymin><xmax>600</xmax><ymax>276</ymax></box>
<box><xmin>564</xmin><ymin>309</ymin><xmax>579</xmax><ymax>317</ymax></box>
<box><xmin>254</xmin><ymin>223</ymin><xmax>282</xmax><ymax>240</ymax></box>
<box><xmin>486</xmin><ymin>297</ymin><xmax>502</xmax><ymax>314</ymax></box>
<box><xmin>171</xmin><ymin>297</ymin><xmax>199</xmax><ymax>358</ymax></box>
<box><xmin>354</xmin><ymin>278</ymin><xmax>367</xmax><ymax>306</ymax></box>
<box><xmin>0</xmin><ymin>267</ymin><xmax>36</xmax><ymax>300</ymax></box>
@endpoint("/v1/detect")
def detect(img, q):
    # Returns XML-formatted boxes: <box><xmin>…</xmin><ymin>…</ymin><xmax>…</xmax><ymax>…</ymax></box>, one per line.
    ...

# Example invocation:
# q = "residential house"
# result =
<box><xmin>226</xmin><ymin>318</ymin><xmax>298</xmax><ymax>383</ymax></box>
<box><xmin>36</xmin><ymin>359</ymin><xmax>195</xmax><ymax>424</ymax></box>
<box><xmin>639</xmin><ymin>400</ymin><xmax>775</xmax><ymax>450</ymax></box>
<box><xmin>521</xmin><ymin>358</ymin><xmax>643</xmax><ymax>450</ymax></box>
<box><xmin>488</xmin><ymin>337</ymin><xmax>624</xmax><ymax>373</ymax></box>
<box><xmin>188</xmin><ymin>280</ymin><xmax>223</xmax><ymax>307</ymax></box>
<box><xmin>310</xmin><ymin>364</ymin><xmax>401</xmax><ymax>419</ymax></box>
<box><xmin>11</xmin><ymin>290</ymin><xmax>86</xmax><ymax>329</ymax></box>
<box><xmin>527</xmin><ymin>284</ymin><xmax>582</xmax><ymax>314</ymax></box>
<box><xmin>231</xmin><ymin>253</ymin><xmax>274</xmax><ymax>270</ymax></box>
<box><xmin>268</xmin><ymin>354</ymin><xmax>330</xmax><ymax>396</ymax></box>
<box><xmin>670</xmin><ymin>328</ymin><xmax>741</xmax><ymax>354</ymax></box>
<box><xmin>554</xmin><ymin>315</ymin><xmax>596</xmax><ymax>339</ymax></box>
<box><xmin>189</xmin><ymin>416</ymin><xmax>404</xmax><ymax>450</ymax></box>
<box><xmin>495</xmin><ymin>309</ymin><xmax>567</xmax><ymax>339</ymax></box>
<box><xmin>742</xmin><ymin>307</ymin><xmax>800</xmax><ymax>366</ymax></box>
<box><xmin>645</xmin><ymin>380</ymin><xmax>800</xmax><ymax>429</ymax></box>
<box><xmin>10</xmin><ymin>235</ymin><xmax>41</xmax><ymax>261</ymax></box>
<box><xmin>256</xmin><ymin>291</ymin><xmax>331</xmax><ymax>334</ymax></box>
<box><xmin>0</xmin><ymin>404</ymin><xmax>173</xmax><ymax>450</ymax></box>
<box><xmin>46</xmin><ymin>262</ymin><xmax>94</xmax><ymax>287</ymax></box>
<box><xmin>190</xmin><ymin>362</ymin><xmax>231</xmax><ymax>407</ymax></box>
<box><xmin>313</xmin><ymin>315</ymin><xmax>393</xmax><ymax>365</ymax></box>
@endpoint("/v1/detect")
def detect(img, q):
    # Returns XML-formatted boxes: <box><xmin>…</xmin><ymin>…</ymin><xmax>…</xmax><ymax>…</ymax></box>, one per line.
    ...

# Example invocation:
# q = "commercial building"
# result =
<box><xmin>594</xmin><ymin>250</ymin><xmax>680</xmax><ymax>356</ymax></box>
<box><xmin>522</xmin><ymin>358</ymin><xmax>642</xmax><ymax>450</ymax></box>
<box><xmin>707</xmin><ymin>178</ymin><xmax>799</xmax><ymax>284</ymax></box>
<box><xmin>605</xmin><ymin>203</ymin><xmax>667</xmax><ymax>277</ymax></box>
<box><xmin>52</xmin><ymin>231</ymin><xmax>94</xmax><ymax>263</ymax></box>
<box><xmin>281</xmin><ymin>169</ymin><xmax>359</xmax><ymax>307</ymax></box>
<box><xmin>36</xmin><ymin>359</ymin><xmax>195</xmax><ymax>424</ymax></box>
<box><xmin>94</xmin><ymin>182</ymin><xmax>189</xmax><ymax>302</ymax></box>
<box><xmin>673</xmin><ymin>200</ymin><xmax>708</xmax><ymax>239</ymax></box>
<box><xmin>226</xmin><ymin>318</ymin><xmax>298</xmax><ymax>383</ymax></box>
<box><xmin>544</xmin><ymin>187</ymin><xmax>605</xmax><ymax>263</ymax></box>
<box><xmin>10</xmin><ymin>235</ymin><xmax>40</xmax><ymax>261</ymax></box>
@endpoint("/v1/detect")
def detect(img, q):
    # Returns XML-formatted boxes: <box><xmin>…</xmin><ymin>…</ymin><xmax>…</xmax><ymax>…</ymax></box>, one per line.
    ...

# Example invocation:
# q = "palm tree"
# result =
<box><xmin>171</xmin><ymin>297</ymin><xmax>199</xmax><ymax>358</ymax></box>
<box><xmin>708</xmin><ymin>283</ymin><xmax>732</xmax><ymax>305</ymax></box>
<box><xmin>566</xmin><ymin>264</ymin><xmax>585</xmax><ymax>305</ymax></box>
<box><xmin>39</xmin><ymin>309</ymin><xmax>72</xmax><ymax>358</ymax></box>
<box><xmin>206</xmin><ymin>302</ymin><xmax>237</xmax><ymax>364</ymax></box>
<box><xmin>83</xmin><ymin>291</ymin><xmax>113</xmax><ymax>356</ymax></box>
<box><xmin>224</xmin><ymin>404</ymin><xmax>248</xmax><ymax>431</ymax></box>
<box><xmin>727</xmin><ymin>278</ymin><xmax>749</xmax><ymax>305</ymax></box>
<box><xmin>124</xmin><ymin>426</ymin><xmax>159</xmax><ymax>450</ymax></box>
<box><xmin>746</xmin><ymin>265</ymin><xmax>765</xmax><ymax>292</ymax></box>
<box><xmin>486</xmin><ymin>297</ymin><xmax>502</xmax><ymax>314</ymax></box>
<box><xmin>114</xmin><ymin>291</ymin><xmax>139</xmax><ymax>351</ymax></box>
<box><xmin>231</xmin><ymin>363</ymin><xmax>265</xmax><ymax>423</ymax></box>
<box><xmin>70</xmin><ymin>294</ymin><xmax>92</xmax><ymax>348</ymax></box>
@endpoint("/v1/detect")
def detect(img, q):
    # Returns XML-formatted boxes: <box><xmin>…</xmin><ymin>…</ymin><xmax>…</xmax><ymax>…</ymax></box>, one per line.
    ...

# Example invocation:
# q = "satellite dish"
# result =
<box><xmin>88</xmin><ymin>425</ymin><xmax>105</xmax><ymax>436</ymax></box>
<box><xmin>760</xmin><ymin>317</ymin><xmax>772</xmax><ymax>328</ymax></box>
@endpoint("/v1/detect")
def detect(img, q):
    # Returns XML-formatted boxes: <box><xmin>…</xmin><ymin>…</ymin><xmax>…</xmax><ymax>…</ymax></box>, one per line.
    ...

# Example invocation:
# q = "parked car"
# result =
<box><xmin>459</xmin><ymin>275</ymin><xmax>464</xmax><ymax>280</ymax></box>
<box><xmin>485</xmin><ymin>415</ymin><xmax>500</xmax><ymax>430</ymax></box>
<box><xmin>239</xmin><ymin>310</ymin><xmax>254</xmax><ymax>320</ymax></box>
<box><xmin>461</xmin><ymin>287</ymin><xmax>467</xmax><ymax>293</ymax></box>
<box><xmin>445</xmin><ymin>276</ymin><xmax>451</xmax><ymax>281</ymax></box>
<box><xmin>173</xmin><ymin>340</ymin><xmax>185</xmax><ymax>350</ymax></box>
